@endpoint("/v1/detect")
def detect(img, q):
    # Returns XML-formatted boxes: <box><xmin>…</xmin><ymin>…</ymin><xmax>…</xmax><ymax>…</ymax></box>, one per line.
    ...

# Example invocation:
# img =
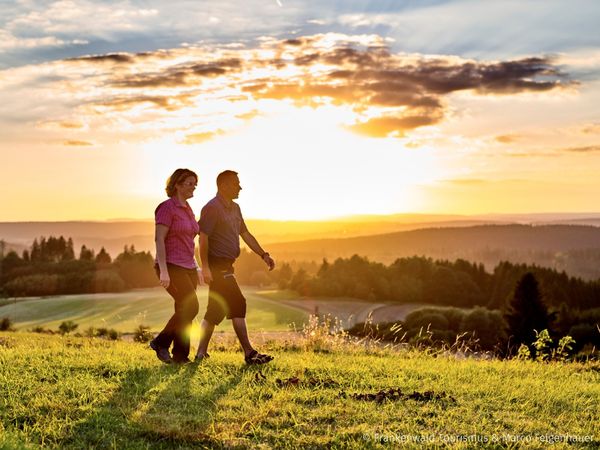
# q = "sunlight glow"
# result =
<box><xmin>137</xmin><ymin>103</ymin><xmax>443</xmax><ymax>220</ymax></box>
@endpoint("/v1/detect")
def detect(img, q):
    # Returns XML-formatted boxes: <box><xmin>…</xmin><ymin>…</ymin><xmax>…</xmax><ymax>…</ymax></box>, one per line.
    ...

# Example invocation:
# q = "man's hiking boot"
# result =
<box><xmin>172</xmin><ymin>357</ymin><xmax>192</xmax><ymax>365</ymax></box>
<box><xmin>194</xmin><ymin>352</ymin><xmax>210</xmax><ymax>363</ymax></box>
<box><xmin>245</xmin><ymin>350</ymin><xmax>274</xmax><ymax>365</ymax></box>
<box><xmin>149</xmin><ymin>339</ymin><xmax>172</xmax><ymax>364</ymax></box>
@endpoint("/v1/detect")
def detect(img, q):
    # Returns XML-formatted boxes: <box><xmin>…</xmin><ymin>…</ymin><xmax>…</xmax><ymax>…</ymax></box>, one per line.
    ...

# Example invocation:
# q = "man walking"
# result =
<box><xmin>195</xmin><ymin>170</ymin><xmax>275</xmax><ymax>364</ymax></box>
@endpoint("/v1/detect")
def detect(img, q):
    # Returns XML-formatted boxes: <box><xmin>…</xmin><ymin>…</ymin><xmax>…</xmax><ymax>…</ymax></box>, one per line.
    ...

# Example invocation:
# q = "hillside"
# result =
<box><xmin>4</xmin><ymin>213</ymin><xmax>597</xmax><ymax>256</ymax></box>
<box><xmin>268</xmin><ymin>224</ymin><xmax>600</xmax><ymax>279</ymax></box>
<box><xmin>0</xmin><ymin>216</ymin><xmax>496</xmax><ymax>257</ymax></box>
<box><xmin>0</xmin><ymin>332</ymin><xmax>598</xmax><ymax>449</ymax></box>
<box><xmin>4</xmin><ymin>221</ymin><xmax>600</xmax><ymax>280</ymax></box>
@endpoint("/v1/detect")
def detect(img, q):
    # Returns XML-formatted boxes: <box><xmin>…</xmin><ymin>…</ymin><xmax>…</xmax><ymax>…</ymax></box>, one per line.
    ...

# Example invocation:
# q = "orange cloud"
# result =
<box><xmin>97</xmin><ymin>93</ymin><xmax>194</xmax><ymax>111</ymax></box>
<box><xmin>495</xmin><ymin>134</ymin><xmax>520</xmax><ymax>144</ymax></box>
<box><xmin>181</xmin><ymin>130</ymin><xmax>225</xmax><ymax>145</ymax></box>
<box><xmin>54</xmin><ymin>34</ymin><xmax>577</xmax><ymax>140</ymax></box>
<box><xmin>63</xmin><ymin>140</ymin><xmax>93</xmax><ymax>146</ymax></box>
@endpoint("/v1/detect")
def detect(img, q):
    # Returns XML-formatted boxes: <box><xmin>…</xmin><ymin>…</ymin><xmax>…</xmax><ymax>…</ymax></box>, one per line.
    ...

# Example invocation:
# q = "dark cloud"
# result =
<box><xmin>243</xmin><ymin>44</ymin><xmax>574</xmax><ymax>138</ymax></box>
<box><xmin>111</xmin><ymin>58</ymin><xmax>243</xmax><ymax>88</ymax></box>
<box><xmin>112</xmin><ymin>71</ymin><xmax>189</xmax><ymax>88</ymax></box>
<box><xmin>79</xmin><ymin>35</ymin><xmax>576</xmax><ymax>139</ymax></box>
<box><xmin>98</xmin><ymin>94</ymin><xmax>193</xmax><ymax>111</ymax></box>
<box><xmin>563</xmin><ymin>145</ymin><xmax>600</xmax><ymax>153</ymax></box>
<box><xmin>69</xmin><ymin>53</ymin><xmax>135</xmax><ymax>64</ymax></box>
<box><xmin>67</xmin><ymin>50</ymin><xmax>171</xmax><ymax>65</ymax></box>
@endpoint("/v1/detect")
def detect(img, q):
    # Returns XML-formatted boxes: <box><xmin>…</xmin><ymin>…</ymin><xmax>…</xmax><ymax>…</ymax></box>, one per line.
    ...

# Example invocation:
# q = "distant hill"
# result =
<box><xmin>2</xmin><ymin>218</ymin><xmax>600</xmax><ymax>279</ymax></box>
<box><xmin>0</xmin><ymin>241</ymin><xmax>27</xmax><ymax>255</ymax></box>
<box><xmin>0</xmin><ymin>221</ymin><xmax>154</xmax><ymax>258</ymax></box>
<box><xmin>267</xmin><ymin>224</ymin><xmax>600</xmax><ymax>280</ymax></box>
<box><xmin>0</xmin><ymin>216</ymin><xmax>505</xmax><ymax>257</ymax></box>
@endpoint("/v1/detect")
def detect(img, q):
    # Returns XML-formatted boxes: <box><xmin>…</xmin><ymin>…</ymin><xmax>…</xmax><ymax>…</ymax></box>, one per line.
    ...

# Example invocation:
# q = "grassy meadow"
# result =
<box><xmin>0</xmin><ymin>288</ymin><xmax>309</xmax><ymax>334</ymax></box>
<box><xmin>0</xmin><ymin>331</ymin><xmax>598</xmax><ymax>449</ymax></box>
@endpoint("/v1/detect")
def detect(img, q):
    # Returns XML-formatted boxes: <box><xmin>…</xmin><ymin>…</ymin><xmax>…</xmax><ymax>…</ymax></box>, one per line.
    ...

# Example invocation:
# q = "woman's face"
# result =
<box><xmin>176</xmin><ymin>175</ymin><xmax>197</xmax><ymax>200</ymax></box>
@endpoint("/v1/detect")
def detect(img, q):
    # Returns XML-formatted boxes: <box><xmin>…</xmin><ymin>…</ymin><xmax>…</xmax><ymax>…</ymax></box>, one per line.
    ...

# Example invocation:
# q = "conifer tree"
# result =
<box><xmin>504</xmin><ymin>272</ymin><xmax>550</xmax><ymax>355</ymax></box>
<box><xmin>95</xmin><ymin>247</ymin><xmax>112</xmax><ymax>265</ymax></box>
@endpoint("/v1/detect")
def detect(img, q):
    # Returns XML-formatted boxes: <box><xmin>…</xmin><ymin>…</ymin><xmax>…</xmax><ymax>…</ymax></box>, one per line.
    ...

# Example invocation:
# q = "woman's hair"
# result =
<box><xmin>165</xmin><ymin>168</ymin><xmax>198</xmax><ymax>197</ymax></box>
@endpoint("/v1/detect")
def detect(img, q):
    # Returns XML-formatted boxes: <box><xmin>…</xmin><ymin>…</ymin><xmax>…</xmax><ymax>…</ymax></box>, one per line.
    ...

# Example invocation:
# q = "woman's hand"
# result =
<box><xmin>159</xmin><ymin>271</ymin><xmax>170</xmax><ymax>289</ymax></box>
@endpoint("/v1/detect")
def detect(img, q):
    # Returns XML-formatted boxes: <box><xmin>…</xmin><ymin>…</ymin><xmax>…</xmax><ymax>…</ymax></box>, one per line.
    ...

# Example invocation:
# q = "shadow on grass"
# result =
<box><xmin>58</xmin><ymin>362</ymin><xmax>244</xmax><ymax>449</ymax></box>
<box><xmin>134</xmin><ymin>362</ymin><xmax>245</xmax><ymax>446</ymax></box>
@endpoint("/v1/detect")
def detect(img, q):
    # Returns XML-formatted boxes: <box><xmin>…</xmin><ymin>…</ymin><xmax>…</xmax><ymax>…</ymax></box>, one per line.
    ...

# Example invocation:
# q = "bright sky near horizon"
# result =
<box><xmin>1</xmin><ymin>0</ymin><xmax>600</xmax><ymax>221</ymax></box>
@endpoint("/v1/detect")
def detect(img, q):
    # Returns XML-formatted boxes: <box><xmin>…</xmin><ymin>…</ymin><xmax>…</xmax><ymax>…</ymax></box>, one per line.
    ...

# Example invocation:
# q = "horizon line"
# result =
<box><xmin>2</xmin><ymin>211</ymin><xmax>600</xmax><ymax>224</ymax></box>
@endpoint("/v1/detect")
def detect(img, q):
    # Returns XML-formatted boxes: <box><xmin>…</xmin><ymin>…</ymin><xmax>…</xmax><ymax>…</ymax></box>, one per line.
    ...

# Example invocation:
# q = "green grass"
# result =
<box><xmin>0</xmin><ymin>288</ymin><xmax>308</xmax><ymax>333</ymax></box>
<box><xmin>0</xmin><ymin>332</ymin><xmax>598</xmax><ymax>449</ymax></box>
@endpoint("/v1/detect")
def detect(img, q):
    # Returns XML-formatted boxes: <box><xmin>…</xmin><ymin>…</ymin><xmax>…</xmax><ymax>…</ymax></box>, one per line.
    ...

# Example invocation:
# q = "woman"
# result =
<box><xmin>149</xmin><ymin>168</ymin><xmax>202</xmax><ymax>364</ymax></box>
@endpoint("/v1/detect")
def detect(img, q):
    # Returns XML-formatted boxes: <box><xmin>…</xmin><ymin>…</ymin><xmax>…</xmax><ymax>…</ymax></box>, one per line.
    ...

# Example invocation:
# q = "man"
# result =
<box><xmin>195</xmin><ymin>170</ymin><xmax>275</xmax><ymax>364</ymax></box>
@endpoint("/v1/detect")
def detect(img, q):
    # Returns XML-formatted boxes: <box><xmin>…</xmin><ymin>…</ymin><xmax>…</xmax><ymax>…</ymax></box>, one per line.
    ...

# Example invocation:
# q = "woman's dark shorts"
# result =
<box><xmin>204</xmin><ymin>258</ymin><xmax>246</xmax><ymax>325</ymax></box>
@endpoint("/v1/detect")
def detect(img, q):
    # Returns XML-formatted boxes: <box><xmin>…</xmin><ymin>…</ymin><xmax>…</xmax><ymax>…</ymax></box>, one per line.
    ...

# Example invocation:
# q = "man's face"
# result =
<box><xmin>224</xmin><ymin>175</ymin><xmax>242</xmax><ymax>200</ymax></box>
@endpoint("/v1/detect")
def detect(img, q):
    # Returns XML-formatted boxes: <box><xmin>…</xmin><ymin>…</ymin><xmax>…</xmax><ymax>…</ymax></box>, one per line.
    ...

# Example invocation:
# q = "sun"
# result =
<box><xmin>136</xmin><ymin>102</ymin><xmax>444</xmax><ymax>220</ymax></box>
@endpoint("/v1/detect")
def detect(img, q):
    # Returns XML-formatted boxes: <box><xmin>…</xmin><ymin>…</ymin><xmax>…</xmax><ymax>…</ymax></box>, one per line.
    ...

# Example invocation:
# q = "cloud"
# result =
<box><xmin>181</xmin><ymin>130</ymin><xmax>225</xmax><ymax>145</ymax></box>
<box><xmin>442</xmin><ymin>178</ymin><xmax>487</xmax><ymax>185</ymax></box>
<box><xmin>495</xmin><ymin>134</ymin><xmax>520</xmax><ymax>144</ymax></box>
<box><xmin>350</xmin><ymin>112</ymin><xmax>441</xmax><ymax>138</ymax></box>
<box><xmin>232</xmin><ymin>37</ymin><xmax>574</xmax><ymax>137</ymax></box>
<box><xmin>236</xmin><ymin>110</ymin><xmax>261</xmax><ymax>120</ymax></box>
<box><xmin>69</xmin><ymin>53</ymin><xmax>135</xmax><ymax>64</ymax></box>
<box><xmin>0</xmin><ymin>33</ymin><xmax>578</xmax><ymax>144</ymax></box>
<box><xmin>506</xmin><ymin>144</ymin><xmax>600</xmax><ymax>157</ymax></box>
<box><xmin>63</xmin><ymin>140</ymin><xmax>93</xmax><ymax>146</ymax></box>
<box><xmin>0</xmin><ymin>29</ymin><xmax>87</xmax><ymax>51</ymax></box>
<box><xmin>581</xmin><ymin>123</ymin><xmax>600</xmax><ymax>134</ymax></box>
<box><xmin>562</xmin><ymin>145</ymin><xmax>600</xmax><ymax>153</ymax></box>
<box><xmin>96</xmin><ymin>94</ymin><xmax>194</xmax><ymax>111</ymax></box>
<box><xmin>37</xmin><ymin>120</ymin><xmax>85</xmax><ymax>130</ymax></box>
<box><xmin>109</xmin><ymin>57</ymin><xmax>243</xmax><ymax>88</ymax></box>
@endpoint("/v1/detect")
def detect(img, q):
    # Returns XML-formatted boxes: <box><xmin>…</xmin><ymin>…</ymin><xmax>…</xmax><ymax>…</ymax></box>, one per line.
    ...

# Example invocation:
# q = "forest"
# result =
<box><xmin>0</xmin><ymin>236</ymin><xmax>155</xmax><ymax>296</ymax></box>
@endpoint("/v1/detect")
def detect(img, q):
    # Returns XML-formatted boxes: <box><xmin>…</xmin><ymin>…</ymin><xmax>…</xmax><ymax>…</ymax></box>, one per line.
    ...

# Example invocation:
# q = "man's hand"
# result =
<box><xmin>202</xmin><ymin>267</ymin><xmax>213</xmax><ymax>284</ymax></box>
<box><xmin>262</xmin><ymin>253</ymin><xmax>275</xmax><ymax>271</ymax></box>
<box><xmin>196</xmin><ymin>269</ymin><xmax>204</xmax><ymax>286</ymax></box>
<box><xmin>159</xmin><ymin>270</ymin><xmax>170</xmax><ymax>289</ymax></box>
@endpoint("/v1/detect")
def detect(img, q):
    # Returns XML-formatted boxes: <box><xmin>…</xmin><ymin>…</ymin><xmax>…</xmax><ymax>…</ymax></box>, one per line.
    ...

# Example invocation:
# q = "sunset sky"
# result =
<box><xmin>1</xmin><ymin>0</ymin><xmax>600</xmax><ymax>221</ymax></box>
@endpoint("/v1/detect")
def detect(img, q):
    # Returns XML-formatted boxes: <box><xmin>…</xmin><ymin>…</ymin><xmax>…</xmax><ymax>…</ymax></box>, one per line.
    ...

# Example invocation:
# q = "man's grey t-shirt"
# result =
<box><xmin>198</xmin><ymin>194</ymin><xmax>248</xmax><ymax>260</ymax></box>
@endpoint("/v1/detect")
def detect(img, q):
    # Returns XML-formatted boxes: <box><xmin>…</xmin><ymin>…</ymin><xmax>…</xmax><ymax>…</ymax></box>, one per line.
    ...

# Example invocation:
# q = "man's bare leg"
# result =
<box><xmin>196</xmin><ymin>319</ymin><xmax>215</xmax><ymax>357</ymax></box>
<box><xmin>231</xmin><ymin>317</ymin><xmax>254</xmax><ymax>357</ymax></box>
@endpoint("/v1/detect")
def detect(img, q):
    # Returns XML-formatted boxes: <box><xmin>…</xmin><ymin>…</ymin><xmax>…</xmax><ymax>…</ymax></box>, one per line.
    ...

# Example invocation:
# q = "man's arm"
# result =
<box><xmin>241</xmin><ymin>230</ymin><xmax>275</xmax><ymax>270</ymax></box>
<box><xmin>199</xmin><ymin>232</ymin><xmax>213</xmax><ymax>283</ymax></box>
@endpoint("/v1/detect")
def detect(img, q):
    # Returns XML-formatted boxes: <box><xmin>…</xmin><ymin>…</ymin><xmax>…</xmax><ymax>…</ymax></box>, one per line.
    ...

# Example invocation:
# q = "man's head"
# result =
<box><xmin>217</xmin><ymin>170</ymin><xmax>242</xmax><ymax>200</ymax></box>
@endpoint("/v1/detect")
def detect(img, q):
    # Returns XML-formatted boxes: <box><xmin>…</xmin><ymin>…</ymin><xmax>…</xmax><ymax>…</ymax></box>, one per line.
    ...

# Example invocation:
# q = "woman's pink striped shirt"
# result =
<box><xmin>155</xmin><ymin>197</ymin><xmax>199</xmax><ymax>269</ymax></box>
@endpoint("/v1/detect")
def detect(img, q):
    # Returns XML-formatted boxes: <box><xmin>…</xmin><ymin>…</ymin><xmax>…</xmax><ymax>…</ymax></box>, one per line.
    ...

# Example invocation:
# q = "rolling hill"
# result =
<box><xmin>267</xmin><ymin>224</ymin><xmax>600</xmax><ymax>279</ymax></box>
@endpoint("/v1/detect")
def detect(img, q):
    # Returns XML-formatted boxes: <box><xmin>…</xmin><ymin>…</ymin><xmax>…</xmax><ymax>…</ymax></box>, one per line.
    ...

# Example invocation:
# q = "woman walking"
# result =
<box><xmin>150</xmin><ymin>168</ymin><xmax>203</xmax><ymax>364</ymax></box>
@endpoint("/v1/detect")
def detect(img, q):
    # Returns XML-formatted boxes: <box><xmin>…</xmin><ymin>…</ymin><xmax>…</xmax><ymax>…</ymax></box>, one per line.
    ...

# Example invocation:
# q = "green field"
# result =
<box><xmin>0</xmin><ymin>332</ymin><xmax>598</xmax><ymax>449</ymax></box>
<box><xmin>0</xmin><ymin>288</ymin><xmax>309</xmax><ymax>334</ymax></box>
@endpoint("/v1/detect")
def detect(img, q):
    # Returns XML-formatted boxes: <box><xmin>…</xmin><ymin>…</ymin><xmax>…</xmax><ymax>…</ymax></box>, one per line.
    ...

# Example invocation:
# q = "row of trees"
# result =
<box><xmin>280</xmin><ymin>255</ymin><xmax>600</xmax><ymax>311</ymax></box>
<box><xmin>0</xmin><ymin>238</ymin><xmax>156</xmax><ymax>297</ymax></box>
<box><xmin>350</xmin><ymin>272</ymin><xmax>600</xmax><ymax>356</ymax></box>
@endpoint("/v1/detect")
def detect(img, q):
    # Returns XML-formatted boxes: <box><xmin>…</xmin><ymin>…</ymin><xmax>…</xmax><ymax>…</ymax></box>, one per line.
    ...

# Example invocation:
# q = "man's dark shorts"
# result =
<box><xmin>204</xmin><ymin>257</ymin><xmax>246</xmax><ymax>325</ymax></box>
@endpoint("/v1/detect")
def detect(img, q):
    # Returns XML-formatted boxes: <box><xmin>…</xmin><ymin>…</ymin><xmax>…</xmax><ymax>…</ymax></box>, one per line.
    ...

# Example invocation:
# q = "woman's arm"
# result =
<box><xmin>155</xmin><ymin>224</ymin><xmax>170</xmax><ymax>288</ymax></box>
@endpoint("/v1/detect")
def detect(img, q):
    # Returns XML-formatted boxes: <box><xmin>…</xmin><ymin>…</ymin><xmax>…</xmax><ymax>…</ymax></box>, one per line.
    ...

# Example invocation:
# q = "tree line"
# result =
<box><xmin>0</xmin><ymin>236</ymin><xmax>156</xmax><ymax>296</ymax></box>
<box><xmin>348</xmin><ymin>271</ymin><xmax>600</xmax><ymax>357</ymax></box>
<box><xmin>281</xmin><ymin>254</ymin><xmax>600</xmax><ymax>311</ymax></box>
